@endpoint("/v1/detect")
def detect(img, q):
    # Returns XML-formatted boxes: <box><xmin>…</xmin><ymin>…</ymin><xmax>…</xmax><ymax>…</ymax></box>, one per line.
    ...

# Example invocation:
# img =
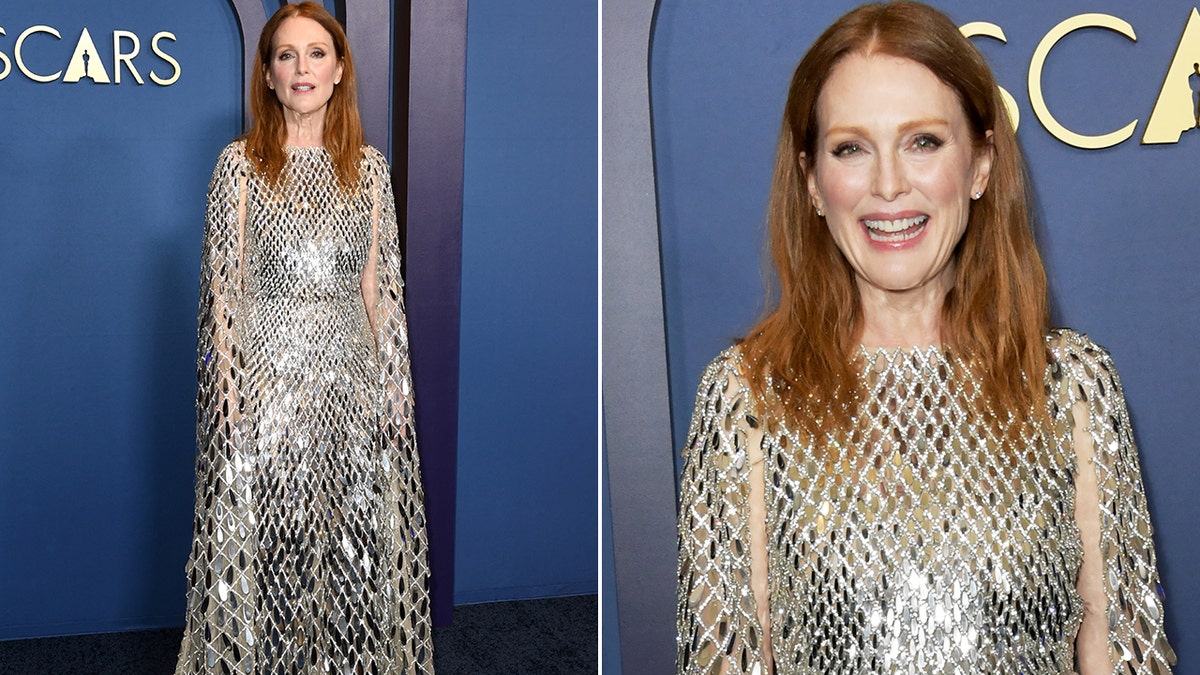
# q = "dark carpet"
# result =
<box><xmin>0</xmin><ymin>595</ymin><xmax>596</xmax><ymax>675</ymax></box>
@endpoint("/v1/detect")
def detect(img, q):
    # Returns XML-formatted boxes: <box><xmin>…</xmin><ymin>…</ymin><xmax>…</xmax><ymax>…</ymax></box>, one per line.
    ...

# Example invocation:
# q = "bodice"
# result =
<box><xmin>676</xmin><ymin>330</ymin><xmax>1174</xmax><ymax>675</ymax></box>
<box><xmin>762</xmin><ymin>346</ymin><xmax>1081</xmax><ymax>672</ymax></box>
<box><xmin>238</xmin><ymin>147</ymin><xmax>376</xmax><ymax>372</ymax></box>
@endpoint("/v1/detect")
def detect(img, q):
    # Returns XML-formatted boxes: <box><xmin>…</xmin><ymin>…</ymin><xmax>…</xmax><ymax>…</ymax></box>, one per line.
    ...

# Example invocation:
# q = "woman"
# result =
<box><xmin>676</xmin><ymin>3</ymin><xmax>1174</xmax><ymax>673</ymax></box>
<box><xmin>175</xmin><ymin>3</ymin><xmax>433</xmax><ymax>672</ymax></box>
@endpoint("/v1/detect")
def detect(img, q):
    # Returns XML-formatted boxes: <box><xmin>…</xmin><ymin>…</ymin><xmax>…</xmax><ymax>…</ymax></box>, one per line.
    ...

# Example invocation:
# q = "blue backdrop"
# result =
<box><xmin>456</xmin><ymin>1</ymin><xmax>597</xmax><ymax>604</ymax></box>
<box><xmin>649</xmin><ymin>0</ymin><xmax>1198</xmax><ymax>665</ymax></box>
<box><xmin>0</xmin><ymin>0</ymin><xmax>240</xmax><ymax>636</ymax></box>
<box><xmin>0</xmin><ymin>0</ymin><xmax>597</xmax><ymax>640</ymax></box>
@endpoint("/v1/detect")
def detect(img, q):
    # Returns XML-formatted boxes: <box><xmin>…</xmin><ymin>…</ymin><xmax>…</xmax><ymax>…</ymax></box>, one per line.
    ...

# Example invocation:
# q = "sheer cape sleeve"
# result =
<box><xmin>677</xmin><ymin>350</ymin><xmax>771</xmax><ymax>675</ymax></box>
<box><xmin>179</xmin><ymin>141</ymin><xmax>257</xmax><ymax>673</ymax></box>
<box><xmin>1050</xmin><ymin>330</ymin><xmax>1175</xmax><ymax>674</ymax></box>
<box><xmin>363</xmin><ymin>147</ymin><xmax>434</xmax><ymax>668</ymax></box>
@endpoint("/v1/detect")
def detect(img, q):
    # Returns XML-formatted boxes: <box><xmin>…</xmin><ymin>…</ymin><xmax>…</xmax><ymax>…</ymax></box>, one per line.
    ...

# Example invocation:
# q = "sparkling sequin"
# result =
<box><xmin>176</xmin><ymin>142</ymin><xmax>433</xmax><ymax>674</ymax></box>
<box><xmin>676</xmin><ymin>330</ymin><xmax>1173</xmax><ymax>674</ymax></box>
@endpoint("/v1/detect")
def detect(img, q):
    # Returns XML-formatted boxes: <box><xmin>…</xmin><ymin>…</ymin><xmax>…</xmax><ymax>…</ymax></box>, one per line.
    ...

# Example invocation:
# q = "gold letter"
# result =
<box><xmin>15</xmin><ymin>25</ymin><xmax>63</xmax><ymax>83</ymax></box>
<box><xmin>149</xmin><ymin>31</ymin><xmax>179</xmax><ymax>86</ymax></box>
<box><xmin>960</xmin><ymin>21</ymin><xmax>1020</xmax><ymax>131</ymax></box>
<box><xmin>1142</xmin><ymin>8</ymin><xmax>1200</xmax><ymax>144</ymax></box>
<box><xmin>0</xmin><ymin>27</ymin><xmax>10</xmax><ymax>81</ymax></box>
<box><xmin>113</xmin><ymin>30</ymin><xmax>144</xmax><ymax>85</ymax></box>
<box><xmin>1029</xmin><ymin>14</ymin><xmax>1138</xmax><ymax>149</ymax></box>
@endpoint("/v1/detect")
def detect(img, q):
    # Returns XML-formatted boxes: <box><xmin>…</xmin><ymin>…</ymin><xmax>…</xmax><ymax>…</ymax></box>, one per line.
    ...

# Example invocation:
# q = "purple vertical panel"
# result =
<box><xmin>344</xmin><ymin>2</ymin><xmax>390</xmax><ymax>150</ymax></box>
<box><xmin>229</xmin><ymin>0</ymin><xmax>265</xmax><ymax>127</ymax></box>
<box><xmin>405</xmin><ymin>0</ymin><xmax>466</xmax><ymax>627</ymax></box>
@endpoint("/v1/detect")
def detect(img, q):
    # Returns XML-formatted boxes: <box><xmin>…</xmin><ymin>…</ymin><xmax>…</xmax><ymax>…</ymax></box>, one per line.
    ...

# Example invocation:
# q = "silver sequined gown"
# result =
<box><xmin>176</xmin><ymin>142</ymin><xmax>433</xmax><ymax>674</ymax></box>
<box><xmin>677</xmin><ymin>330</ymin><xmax>1174</xmax><ymax>674</ymax></box>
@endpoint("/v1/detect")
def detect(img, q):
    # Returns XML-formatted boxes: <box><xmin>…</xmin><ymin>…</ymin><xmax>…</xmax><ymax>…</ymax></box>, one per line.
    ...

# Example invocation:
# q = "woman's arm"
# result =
<box><xmin>197</xmin><ymin>144</ymin><xmax>246</xmax><ymax>441</ymax></box>
<box><xmin>360</xmin><ymin>227</ymin><xmax>379</xmax><ymax>334</ymax></box>
<box><xmin>1071</xmin><ymin>397</ymin><xmax>1113</xmax><ymax>675</ymax></box>
<box><xmin>359</xmin><ymin>147</ymin><xmax>434</xmax><ymax>669</ymax></box>
<box><xmin>677</xmin><ymin>352</ymin><xmax>771</xmax><ymax>675</ymax></box>
<box><xmin>361</xmin><ymin>148</ymin><xmax>418</xmax><ymax>454</ymax></box>
<box><xmin>180</xmin><ymin>143</ymin><xmax>256</xmax><ymax>673</ymax></box>
<box><xmin>1057</xmin><ymin>335</ymin><xmax>1175</xmax><ymax>674</ymax></box>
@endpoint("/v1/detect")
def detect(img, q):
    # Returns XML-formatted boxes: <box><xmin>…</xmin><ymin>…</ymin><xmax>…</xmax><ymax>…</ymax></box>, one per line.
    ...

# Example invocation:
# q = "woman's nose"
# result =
<box><xmin>872</xmin><ymin>152</ymin><xmax>909</xmax><ymax>201</ymax></box>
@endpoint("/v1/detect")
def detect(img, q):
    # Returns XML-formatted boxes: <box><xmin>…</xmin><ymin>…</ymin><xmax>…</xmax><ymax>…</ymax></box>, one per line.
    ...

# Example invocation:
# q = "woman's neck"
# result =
<box><xmin>857</xmin><ymin>278</ymin><xmax>950</xmax><ymax>350</ymax></box>
<box><xmin>284</xmin><ymin>110</ymin><xmax>326</xmax><ymax>147</ymax></box>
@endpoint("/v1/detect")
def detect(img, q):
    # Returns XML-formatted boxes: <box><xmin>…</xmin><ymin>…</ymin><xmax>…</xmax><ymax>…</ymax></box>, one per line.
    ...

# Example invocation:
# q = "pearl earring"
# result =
<box><xmin>816</xmin><ymin>207</ymin><xmax>824</xmax><ymax>217</ymax></box>
<box><xmin>973</xmin><ymin>191</ymin><xmax>983</xmax><ymax>200</ymax></box>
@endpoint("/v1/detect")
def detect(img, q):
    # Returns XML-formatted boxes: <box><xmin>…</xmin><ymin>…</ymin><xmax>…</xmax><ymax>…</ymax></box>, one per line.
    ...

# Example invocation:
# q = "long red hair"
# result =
<box><xmin>741</xmin><ymin>1</ymin><xmax>1050</xmax><ymax>442</ymax></box>
<box><xmin>244</xmin><ymin>1</ymin><xmax>364</xmax><ymax>191</ymax></box>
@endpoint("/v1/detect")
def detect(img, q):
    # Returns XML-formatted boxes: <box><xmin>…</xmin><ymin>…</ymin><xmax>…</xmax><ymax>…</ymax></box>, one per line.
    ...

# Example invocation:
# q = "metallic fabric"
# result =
<box><xmin>677</xmin><ymin>330</ymin><xmax>1174</xmax><ymax>674</ymax></box>
<box><xmin>176</xmin><ymin>142</ymin><xmax>433</xmax><ymax>674</ymax></box>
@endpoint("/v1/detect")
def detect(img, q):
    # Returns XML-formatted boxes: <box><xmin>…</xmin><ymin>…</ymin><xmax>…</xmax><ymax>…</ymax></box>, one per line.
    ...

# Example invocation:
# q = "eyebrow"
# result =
<box><xmin>273</xmin><ymin>41</ymin><xmax>332</xmax><ymax>52</ymax></box>
<box><xmin>824</xmin><ymin>118</ymin><xmax>952</xmax><ymax>138</ymax></box>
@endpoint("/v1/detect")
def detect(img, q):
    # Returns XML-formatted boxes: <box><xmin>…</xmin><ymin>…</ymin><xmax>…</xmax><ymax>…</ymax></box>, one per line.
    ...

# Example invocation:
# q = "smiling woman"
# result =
<box><xmin>674</xmin><ymin>2</ymin><xmax>1175</xmax><ymax>674</ymax></box>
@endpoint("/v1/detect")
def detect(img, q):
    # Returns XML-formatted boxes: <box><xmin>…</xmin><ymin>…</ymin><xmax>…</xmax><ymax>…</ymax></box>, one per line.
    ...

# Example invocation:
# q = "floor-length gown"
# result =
<box><xmin>175</xmin><ymin>141</ymin><xmax>434</xmax><ymax>674</ymax></box>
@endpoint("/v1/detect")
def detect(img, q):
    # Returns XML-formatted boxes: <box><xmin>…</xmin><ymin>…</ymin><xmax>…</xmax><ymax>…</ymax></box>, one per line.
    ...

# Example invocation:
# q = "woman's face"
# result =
<box><xmin>265</xmin><ymin>16</ymin><xmax>344</xmax><ymax>126</ymax></box>
<box><xmin>806</xmin><ymin>52</ymin><xmax>992</xmax><ymax>305</ymax></box>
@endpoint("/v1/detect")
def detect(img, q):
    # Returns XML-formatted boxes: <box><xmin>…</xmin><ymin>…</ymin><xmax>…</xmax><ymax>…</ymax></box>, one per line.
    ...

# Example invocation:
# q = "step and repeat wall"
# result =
<box><xmin>0</xmin><ymin>0</ymin><xmax>241</xmax><ymax>637</ymax></box>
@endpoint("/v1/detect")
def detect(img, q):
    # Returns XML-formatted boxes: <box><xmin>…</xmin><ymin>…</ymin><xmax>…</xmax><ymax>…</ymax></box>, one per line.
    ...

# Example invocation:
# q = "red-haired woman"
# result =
<box><xmin>676</xmin><ymin>3</ymin><xmax>1173</xmax><ymax>673</ymax></box>
<box><xmin>176</xmin><ymin>3</ymin><xmax>432</xmax><ymax>672</ymax></box>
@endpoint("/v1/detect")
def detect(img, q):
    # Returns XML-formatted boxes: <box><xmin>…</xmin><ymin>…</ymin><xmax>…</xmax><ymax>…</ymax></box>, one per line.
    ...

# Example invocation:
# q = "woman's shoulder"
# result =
<box><xmin>1046</xmin><ymin>327</ymin><xmax>1113</xmax><ymax>365</ymax></box>
<box><xmin>358</xmin><ymin>144</ymin><xmax>389</xmax><ymax>168</ymax></box>
<box><xmin>207</xmin><ymin>140</ymin><xmax>250</xmax><ymax>188</ymax></box>
<box><xmin>209</xmin><ymin>140</ymin><xmax>250</xmax><ymax>178</ymax></box>
<box><xmin>687</xmin><ymin>345</ymin><xmax>769</xmax><ymax>447</ymax></box>
<box><xmin>1045</xmin><ymin>327</ymin><xmax>1126</xmax><ymax>393</ymax></box>
<box><xmin>697</xmin><ymin>345</ymin><xmax>752</xmax><ymax>388</ymax></box>
<box><xmin>691</xmin><ymin>345</ymin><xmax>764</xmax><ymax>416</ymax></box>
<box><xmin>215</xmin><ymin>139</ymin><xmax>248</xmax><ymax>163</ymax></box>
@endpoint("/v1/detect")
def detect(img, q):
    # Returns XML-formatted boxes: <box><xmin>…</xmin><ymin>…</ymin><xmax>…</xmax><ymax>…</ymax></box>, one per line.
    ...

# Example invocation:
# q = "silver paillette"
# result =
<box><xmin>176</xmin><ymin>142</ymin><xmax>433</xmax><ymax>674</ymax></box>
<box><xmin>677</xmin><ymin>330</ymin><xmax>1174</xmax><ymax>674</ymax></box>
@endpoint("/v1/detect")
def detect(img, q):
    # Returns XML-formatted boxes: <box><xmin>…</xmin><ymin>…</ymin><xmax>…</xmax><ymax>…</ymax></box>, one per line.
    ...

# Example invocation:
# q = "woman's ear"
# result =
<box><xmin>801</xmin><ymin>152</ymin><xmax>824</xmax><ymax>214</ymax></box>
<box><xmin>972</xmin><ymin>130</ymin><xmax>995</xmax><ymax>198</ymax></box>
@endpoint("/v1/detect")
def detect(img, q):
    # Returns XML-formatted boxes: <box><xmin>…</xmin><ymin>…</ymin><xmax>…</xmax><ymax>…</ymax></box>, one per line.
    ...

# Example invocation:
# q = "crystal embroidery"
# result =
<box><xmin>176</xmin><ymin>142</ymin><xmax>433</xmax><ymax>674</ymax></box>
<box><xmin>677</xmin><ymin>330</ymin><xmax>1173</xmax><ymax>674</ymax></box>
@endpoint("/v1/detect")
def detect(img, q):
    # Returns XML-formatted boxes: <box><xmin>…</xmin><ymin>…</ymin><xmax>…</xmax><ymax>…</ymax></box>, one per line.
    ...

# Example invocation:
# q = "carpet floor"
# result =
<box><xmin>0</xmin><ymin>595</ymin><xmax>597</xmax><ymax>674</ymax></box>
